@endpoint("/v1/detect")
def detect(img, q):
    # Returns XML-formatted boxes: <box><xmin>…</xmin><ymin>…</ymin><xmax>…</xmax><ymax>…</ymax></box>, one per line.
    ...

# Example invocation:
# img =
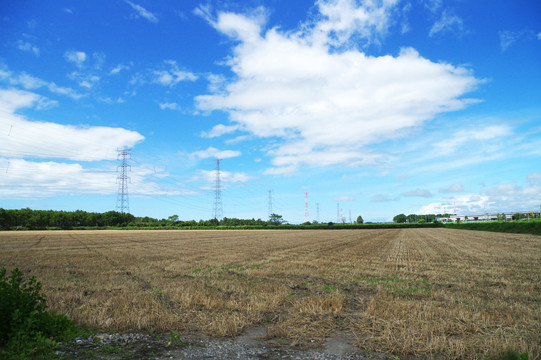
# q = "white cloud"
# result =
<box><xmin>429</xmin><ymin>9</ymin><xmax>464</xmax><ymax>37</ymax></box>
<box><xmin>196</xmin><ymin>169</ymin><xmax>254</xmax><ymax>186</ymax></box>
<box><xmin>69</xmin><ymin>71</ymin><xmax>100</xmax><ymax>89</ymax></box>
<box><xmin>499</xmin><ymin>31</ymin><xmax>520</xmax><ymax>51</ymax></box>
<box><xmin>2</xmin><ymin>67</ymin><xmax>84</xmax><ymax>99</ymax></box>
<box><xmin>333</xmin><ymin>196</ymin><xmax>355</xmax><ymax>202</ymax></box>
<box><xmin>439</xmin><ymin>183</ymin><xmax>464</xmax><ymax>193</ymax></box>
<box><xmin>371</xmin><ymin>193</ymin><xmax>397</xmax><ymax>202</ymax></box>
<box><xmin>310</xmin><ymin>0</ymin><xmax>399</xmax><ymax>48</ymax></box>
<box><xmin>0</xmin><ymin>158</ymin><xmax>115</xmax><ymax>198</ymax></box>
<box><xmin>423</xmin><ymin>0</ymin><xmax>442</xmax><ymax>13</ymax></box>
<box><xmin>0</xmin><ymin>88</ymin><xmax>144</xmax><ymax>161</ymax></box>
<box><xmin>526</xmin><ymin>172</ymin><xmax>541</xmax><ymax>184</ymax></box>
<box><xmin>110</xmin><ymin>64</ymin><xmax>130</xmax><ymax>75</ymax></box>
<box><xmin>419</xmin><ymin>175</ymin><xmax>541</xmax><ymax>215</ymax></box>
<box><xmin>402</xmin><ymin>188</ymin><xmax>433</xmax><ymax>198</ymax></box>
<box><xmin>159</xmin><ymin>102</ymin><xmax>180</xmax><ymax>110</ymax></box>
<box><xmin>196</xmin><ymin>4</ymin><xmax>479</xmax><ymax>173</ymax></box>
<box><xmin>151</xmin><ymin>60</ymin><xmax>198</xmax><ymax>86</ymax></box>
<box><xmin>432</xmin><ymin>124</ymin><xmax>511</xmax><ymax>153</ymax></box>
<box><xmin>190</xmin><ymin>147</ymin><xmax>241</xmax><ymax>160</ymax></box>
<box><xmin>14</xmin><ymin>73</ymin><xmax>46</xmax><ymax>89</ymax></box>
<box><xmin>200</xmin><ymin>124</ymin><xmax>239</xmax><ymax>138</ymax></box>
<box><xmin>419</xmin><ymin>194</ymin><xmax>492</xmax><ymax>214</ymax></box>
<box><xmin>263</xmin><ymin>165</ymin><xmax>297</xmax><ymax>176</ymax></box>
<box><xmin>125</xmin><ymin>0</ymin><xmax>158</xmax><ymax>23</ymax></box>
<box><xmin>17</xmin><ymin>40</ymin><xmax>40</xmax><ymax>56</ymax></box>
<box><xmin>64</xmin><ymin>50</ymin><xmax>87</xmax><ymax>68</ymax></box>
<box><xmin>0</xmin><ymin>157</ymin><xmax>179</xmax><ymax>199</ymax></box>
<box><xmin>538</xmin><ymin>32</ymin><xmax>541</xmax><ymax>41</ymax></box>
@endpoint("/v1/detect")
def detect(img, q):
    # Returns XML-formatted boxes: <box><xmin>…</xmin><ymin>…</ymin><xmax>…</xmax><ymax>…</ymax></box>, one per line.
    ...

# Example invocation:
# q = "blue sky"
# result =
<box><xmin>1</xmin><ymin>0</ymin><xmax>540</xmax><ymax>223</ymax></box>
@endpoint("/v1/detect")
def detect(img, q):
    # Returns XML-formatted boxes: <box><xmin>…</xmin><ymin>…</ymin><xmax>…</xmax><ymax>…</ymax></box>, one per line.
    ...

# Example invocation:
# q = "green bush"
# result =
<box><xmin>0</xmin><ymin>267</ymin><xmax>79</xmax><ymax>359</ymax></box>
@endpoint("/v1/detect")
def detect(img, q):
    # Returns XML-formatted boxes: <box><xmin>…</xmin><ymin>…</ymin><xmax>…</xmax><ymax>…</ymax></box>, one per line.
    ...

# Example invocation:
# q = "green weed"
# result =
<box><xmin>0</xmin><ymin>267</ymin><xmax>80</xmax><ymax>359</ymax></box>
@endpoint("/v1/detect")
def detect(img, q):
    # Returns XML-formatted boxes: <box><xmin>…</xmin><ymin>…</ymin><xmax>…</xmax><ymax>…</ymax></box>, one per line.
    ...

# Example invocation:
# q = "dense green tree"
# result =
<box><xmin>356</xmin><ymin>215</ymin><xmax>364</xmax><ymax>224</ymax></box>
<box><xmin>393</xmin><ymin>214</ymin><xmax>407</xmax><ymax>223</ymax></box>
<box><xmin>268</xmin><ymin>213</ymin><xmax>284</xmax><ymax>225</ymax></box>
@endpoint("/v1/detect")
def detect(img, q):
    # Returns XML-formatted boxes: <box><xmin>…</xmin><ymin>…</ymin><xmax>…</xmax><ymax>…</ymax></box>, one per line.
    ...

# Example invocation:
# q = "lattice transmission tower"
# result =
<box><xmin>213</xmin><ymin>159</ymin><xmax>223</xmax><ymax>220</ymax></box>
<box><xmin>268</xmin><ymin>190</ymin><xmax>273</xmax><ymax>220</ymax></box>
<box><xmin>304</xmin><ymin>192</ymin><xmax>309</xmax><ymax>223</ymax></box>
<box><xmin>116</xmin><ymin>148</ymin><xmax>131</xmax><ymax>214</ymax></box>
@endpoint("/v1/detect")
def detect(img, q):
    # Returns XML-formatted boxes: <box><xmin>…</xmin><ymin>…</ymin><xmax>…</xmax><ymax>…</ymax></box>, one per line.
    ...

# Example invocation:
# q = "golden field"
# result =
<box><xmin>0</xmin><ymin>228</ymin><xmax>540</xmax><ymax>359</ymax></box>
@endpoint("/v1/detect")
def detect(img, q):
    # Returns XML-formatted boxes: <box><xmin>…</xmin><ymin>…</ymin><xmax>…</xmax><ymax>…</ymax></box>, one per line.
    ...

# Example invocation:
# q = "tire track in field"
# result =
<box><xmin>3</xmin><ymin>235</ymin><xmax>45</xmax><ymax>266</ymax></box>
<box><xmin>66</xmin><ymin>233</ymin><xmax>179</xmax><ymax>310</ymax></box>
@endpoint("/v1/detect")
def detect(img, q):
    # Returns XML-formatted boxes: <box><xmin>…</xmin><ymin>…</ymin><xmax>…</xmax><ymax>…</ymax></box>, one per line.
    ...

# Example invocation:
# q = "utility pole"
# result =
<box><xmin>116</xmin><ymin>148</ymin><xmax>131</xmax><ymax>214</ymax></box>
<box><xmin>316</xmin><ymin>203</ymin><xmax>320</xmax><ymax>223</ymax></box>
<box><xmin>213</xmin><ymin>159</ymin><xmax>223</xmax><ymax>220</ymax></box>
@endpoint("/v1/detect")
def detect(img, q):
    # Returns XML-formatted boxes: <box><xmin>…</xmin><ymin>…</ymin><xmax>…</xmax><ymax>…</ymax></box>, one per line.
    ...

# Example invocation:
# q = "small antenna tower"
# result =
<box><xmin>340</xmin><ymin>207</ymin><xmax>344</xmax><ymax>223</ymax></box>
<box><xmin>268</xmin><ymin>190</ymin><xmax>273</xmax><ymax>220</ymax></box>
<box><xmin>349</xmin><ymin>210</ymin><xmax>352</xmax><ymax>224</ymax></box>
<box><xmin>316</xmin><ymin>203</ymin><xmax>320</xmax><ymax>223</ymax></box>
<box><xmin>213</xmin><ymin>159</ymin><xmax>223</xmax><ymax>220</ymax></box>
<box><xmin>336</xmin><ymin>203</ymin><xmax>340</xmax><ymax>223</ymax></box>
<box><xmin>116</xmin><ymin>148</ymin><xmax>131</xmax><ymax>214</ymax></box>
<box><xmin>304</xmin><ymin>192</ymin><xmax>310</xmax><ymax>223</ymax></box>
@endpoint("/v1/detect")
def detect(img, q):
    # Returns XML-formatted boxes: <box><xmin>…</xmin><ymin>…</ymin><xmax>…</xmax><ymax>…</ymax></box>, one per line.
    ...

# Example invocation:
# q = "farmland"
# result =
<box><xmin>0</xmin><ymin>229</ymin><xmax>540</xmax><ymax>359</ymax></box>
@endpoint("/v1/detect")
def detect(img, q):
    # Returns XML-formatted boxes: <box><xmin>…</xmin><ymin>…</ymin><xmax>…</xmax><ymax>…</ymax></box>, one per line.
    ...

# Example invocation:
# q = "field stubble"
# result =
<box><xmin>0</xmin><ymin>228</ymin><xmax>539</xmax><ymax>359</ymax></box>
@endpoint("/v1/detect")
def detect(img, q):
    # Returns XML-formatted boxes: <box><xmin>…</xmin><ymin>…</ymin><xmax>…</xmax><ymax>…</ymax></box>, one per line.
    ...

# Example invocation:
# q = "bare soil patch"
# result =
<box><xmin>1</xmin><ymin>229</ymin><xmax>539</xmax><ymax>359</ymax></box>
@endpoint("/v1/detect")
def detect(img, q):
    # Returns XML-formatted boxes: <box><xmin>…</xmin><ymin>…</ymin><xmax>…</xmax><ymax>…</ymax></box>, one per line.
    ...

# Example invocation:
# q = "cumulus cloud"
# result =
<box><xmin>17</xmin><ymin>40</ymin><xmax>40</xmax><ymax>56</ymax></box>
<box><xmin>125</xmin><ymin>0</ymin><xmax>158</xmax><ymax>23</ymax></box>
<box><xmin>418</xmin><ymin>194</ymin><xmax>492</xmax><ymax>215</ymax></box>
<box><xmin>190</xmin><ymin>147</ymin><xmax>241</xmax><ymax>160</ymax></box>
<box><xmin>0</xmin><ymin>157</ymin><xmax>179</xmax><ymax>198</ymax></box>
<box><xmin>64</xmin><ymin>50</ymin><xmax>87</xmax><ymax>68</ymax></box>
<box><xmin>151</xmin><ymin>60</ymin><xmax>198</xmax><ymax>86</ymax></box>
<box><xmin>419</xmin><ymin>175</ymin><xmax>541</xmax><ymax>215</ymax></box>
<box><xmin>196</xmin><ymin>3</ymin><xmax>479</xmax><ymax>174</ymax></box>
<box><xmin>309</xmin><ymin>0</ymin><xmax>399</xmax><ymax>47</ymax></box>
<box><xmin>0</xmin><ymin>88</ymin><xmax>144</xmax><ymax>161</ymax></box>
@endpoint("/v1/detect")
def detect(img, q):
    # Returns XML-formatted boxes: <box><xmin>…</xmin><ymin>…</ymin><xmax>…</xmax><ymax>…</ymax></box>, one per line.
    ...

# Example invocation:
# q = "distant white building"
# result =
<box><xmin>442</xmin><ymin>212</ymin><xmax>533</xmax><ymax>222</ymax></box>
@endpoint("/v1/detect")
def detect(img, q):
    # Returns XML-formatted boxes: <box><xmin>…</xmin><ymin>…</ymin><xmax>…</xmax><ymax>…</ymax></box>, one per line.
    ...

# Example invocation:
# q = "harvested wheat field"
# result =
<box><xmin>1</xmin><ymin>228</ymin><xmax>540</xmax><ymax>359</ymax></box>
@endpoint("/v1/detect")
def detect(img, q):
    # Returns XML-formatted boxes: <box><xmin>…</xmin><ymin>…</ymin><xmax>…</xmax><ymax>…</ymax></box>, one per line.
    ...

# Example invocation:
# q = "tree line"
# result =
<box><xmin>392</xmin><ymin>213</ymin><xmax>450</xmax><ymax>223</ymax></box>
<box><xmin>0</xmin><ymin>208</ymin><xmax>285</xmax><ymax>230</ymax></box>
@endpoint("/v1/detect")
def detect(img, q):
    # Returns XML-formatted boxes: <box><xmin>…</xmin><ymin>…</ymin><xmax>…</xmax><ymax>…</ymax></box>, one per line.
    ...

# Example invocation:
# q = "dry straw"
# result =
<box><xmin>0</xmin><ymin>228</ymin><xmax>539</xmax><ymax>359</ymax></box>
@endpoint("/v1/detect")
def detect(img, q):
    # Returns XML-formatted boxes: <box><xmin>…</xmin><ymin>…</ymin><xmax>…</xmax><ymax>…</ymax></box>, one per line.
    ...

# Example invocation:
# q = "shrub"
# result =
<box><xmin>0</xmin><ymin>267</ymin><xmax>79</xmax><ymax>359</ymax></box>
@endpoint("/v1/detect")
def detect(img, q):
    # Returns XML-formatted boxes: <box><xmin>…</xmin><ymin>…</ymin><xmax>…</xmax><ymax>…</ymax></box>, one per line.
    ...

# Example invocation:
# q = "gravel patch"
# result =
<box><xmin>55</xmin><ymin>331</ymin><xmax>398</xmax><ymax>360</ymax></box>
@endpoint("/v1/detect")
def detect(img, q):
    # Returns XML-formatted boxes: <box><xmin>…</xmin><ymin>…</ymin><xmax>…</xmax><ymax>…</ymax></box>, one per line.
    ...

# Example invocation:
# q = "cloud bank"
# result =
<box><xmin>195</xmin><ymin>0</ymin><xmax>480</xmax><ymax>174</ymax></box>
